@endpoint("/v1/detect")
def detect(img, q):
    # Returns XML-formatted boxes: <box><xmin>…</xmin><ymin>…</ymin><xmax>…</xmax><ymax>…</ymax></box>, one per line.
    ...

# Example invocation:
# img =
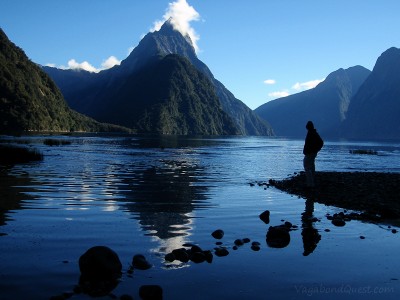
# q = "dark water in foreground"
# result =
<box><xmin>0</xmin><ymin>135</ymin><xmax>399</xmax><ymax>300</ymax></box>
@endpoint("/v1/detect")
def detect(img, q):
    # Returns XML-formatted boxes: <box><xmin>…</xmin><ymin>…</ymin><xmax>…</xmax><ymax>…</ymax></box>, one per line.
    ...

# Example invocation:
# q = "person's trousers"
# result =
<box><xmin>303</xmin><ymin>154</ymin><xmax>317</xmax><ymax>187</ymax></box>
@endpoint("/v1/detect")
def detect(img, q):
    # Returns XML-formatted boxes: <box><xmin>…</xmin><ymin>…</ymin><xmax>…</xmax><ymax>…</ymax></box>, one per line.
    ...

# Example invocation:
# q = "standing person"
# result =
<box><xmin>303</xmin><ymin>121</ymin><xmax>323</xmax><ymax>188</ymax></box>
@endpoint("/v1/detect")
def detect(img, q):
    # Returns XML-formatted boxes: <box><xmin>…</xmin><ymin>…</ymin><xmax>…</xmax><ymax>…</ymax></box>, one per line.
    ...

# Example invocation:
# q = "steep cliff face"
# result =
<box><xmin>341</xmin><ymin>47</ymin><xmax>400</xmax><ymax>140</ymax></box>
<box><xmin>95</xmin><ymin>54</ymin><xmax>239</xmax><ymax>135</ymax></box>
<box><xmin>44</xmin><ymin>20</ymin><xmax>274</xmax><ymax>136</ymax></box>
<box><xmin>0</xmin><ymin>28</ymin><xmax>126</xmax><ymax>133</ymax></box>
<box><xmin>255</xmin><ymin>66</ymin><xmax>370</xmax><ymax>138</ymax></box>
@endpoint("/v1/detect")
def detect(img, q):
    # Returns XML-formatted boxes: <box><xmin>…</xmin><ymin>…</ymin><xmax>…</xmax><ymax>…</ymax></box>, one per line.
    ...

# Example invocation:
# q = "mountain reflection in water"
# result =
<box><xmin>1</xmin><ymin>135</ymin><xmax>400</xmax><ymax>300</ymax></box>
<box><xmin>120</xmin><ymin>158</ymin><xmax>214</xmax><ymax>240</ymax></box>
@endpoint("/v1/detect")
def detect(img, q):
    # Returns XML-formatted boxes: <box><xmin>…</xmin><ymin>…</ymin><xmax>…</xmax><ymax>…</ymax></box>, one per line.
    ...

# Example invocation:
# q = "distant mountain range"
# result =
<box><xmin>44</xmin><ymin>20</ymin><xmax>274</xmax><ymax>136</ymax></box>
<box><xmin>2</xmin><ymin>20</ymin><xmax>399</xmax><ymax>140</ymax></box>
<box><xmin>255</xmin><ymin>47</ymin><xmax>400</xmax><ymax>140</ymax></box>
<box><xmin>0</xmin><ymin>29</ymin><xmax>128</xmax><ymax>134</ymax></box>
<box><xmin>255</xmin><ymin>66</ymin><xmax>371</xmax><ymax>138</ymax></box>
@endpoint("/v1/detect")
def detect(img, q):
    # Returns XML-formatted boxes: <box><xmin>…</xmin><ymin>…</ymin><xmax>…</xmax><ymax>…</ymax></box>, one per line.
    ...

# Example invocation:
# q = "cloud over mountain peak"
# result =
<box><xmin>151</xmin><ymin>0</ymin><xmax>201</xmax><ymax>53</ymax></box>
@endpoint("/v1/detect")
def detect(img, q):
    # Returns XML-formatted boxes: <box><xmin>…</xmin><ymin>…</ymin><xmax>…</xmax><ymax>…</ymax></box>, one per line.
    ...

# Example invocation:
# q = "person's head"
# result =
<box><xmin>306</xmin><ymin>121</ymin><xmax>314</xmax><ymax>130</ymax></box>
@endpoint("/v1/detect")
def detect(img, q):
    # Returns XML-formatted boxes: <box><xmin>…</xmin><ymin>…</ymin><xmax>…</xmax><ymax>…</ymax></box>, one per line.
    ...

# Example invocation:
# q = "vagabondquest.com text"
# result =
<box><xmin>295</xmin><ymin>284</ymin><xmax>394</xmax><ymax>297</ymax></box>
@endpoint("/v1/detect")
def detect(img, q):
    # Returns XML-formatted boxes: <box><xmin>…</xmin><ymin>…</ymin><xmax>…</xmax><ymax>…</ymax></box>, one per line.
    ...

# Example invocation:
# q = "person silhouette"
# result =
<box><xmin>303</xmin><ymin>121</ymin><xmax>323</xmax><ymax>188</ymax></box>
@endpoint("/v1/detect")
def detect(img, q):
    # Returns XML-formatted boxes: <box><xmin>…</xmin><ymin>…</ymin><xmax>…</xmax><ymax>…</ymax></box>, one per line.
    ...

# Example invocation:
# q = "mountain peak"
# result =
<box><xmin>159</xmin><ymin>17</ymin><xmax>175</xmax><ymax>32</ymax></box>
<box><xmin>157</xmin><ymin>18</ymin><xmax>194</xmax><ymax>47</ymax></box>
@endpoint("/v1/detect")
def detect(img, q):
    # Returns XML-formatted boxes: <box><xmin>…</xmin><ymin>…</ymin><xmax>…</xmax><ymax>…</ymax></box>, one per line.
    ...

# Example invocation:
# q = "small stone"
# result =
<box><xmin>203</xmin><ymin>250</ymin><xmax>213</xmax><ymax>263</ymax></box>
<box><xmin>139</xmin><ymin>285</ymin><xmax>163</xmax><ymax>300</ymax></box>
<box><xmin>215</xmin><ymin>241</ymin><xmax>223</xmax><ymax>246</ymax></box>
<box><xmin>232</xmin><ymin>246</ymin><xmax>238</xmax><ymax>250</ymax></box>
<box><xmin>332</xmin><ymin>219</ymin><xmax>346</xmax><ymax>227</ymax></box>
<box><xmin>234</xmin><ymin>239</ymin><xmax>244</xmax><ymax>246</ymax></box>
<box><xmin>215</xmin><ymin>248</ymin><xmax>229</xmax><ymax>257</ymax></box>
<box><xmin>392</xmin><ymin>229</ymin><xmax>398</xmax><ymax>234</ymax></box>
<box><xmin>324</xmin><ymin>229</ymin><xmax>331</xmax><ymax>232</ymax></box>
<box><xmin>284</xmin><ymin>221</ymin><xmax>292</xmax><ymax>228</ymax></box>
<box><xmin>242</xmin><ymin>238</ymin><xmax>251</xmax><ymax>243</ymax></box>
<box><xmin>79</xmin><ymin>246</ymin><xmax>122</xmax><ymax>280</ymax></box>
<box><xmin>251</xmin><ymin>245</ymin><xmax>261</xmax><ymax>251</ymax></box>
<box><xmin>132</xmin><ymin>254</ymin><xmax>152</xmax><ymax>270</ymax></box>
<box><xmin>172</xmin><ymin>248</ymin><xmax>189</xmax><ymax>263</ymax></box>
<box><xmin>164</xmin><ymin>253</ymin><xmax>175</xmax><ymax>262</ymax></box>
<box><xmin>266</xmin><ymin>226</ymin><xmax>290</xmax><ymax>248</ymax></box>
<box><xmin>251</xmin><ymin>241</ymin><xmax>261</xmax><ymax>246</ymax></box>
<box><xmin>191</xmin><ymin>245</ymin><xmax>203</xmax><ymax>253</ymax></box>
<box><xmin>360</xmin><ymin>236</ymin><xmax>366</xmax><ymax>239</ymax></box>
<box><xmin>211</xmin><ymin>229</ymin><xmax>224</xmax><ymax>239</ymax></box>
<box><xmin>190</xmin><ymin>252</ymin><xmax>206</xmax><ymax>263</ymax></box>
<box><xmin>259</xmin><ymin>210</ymin><xmax>270</xmax><ymax>224</ymax></box>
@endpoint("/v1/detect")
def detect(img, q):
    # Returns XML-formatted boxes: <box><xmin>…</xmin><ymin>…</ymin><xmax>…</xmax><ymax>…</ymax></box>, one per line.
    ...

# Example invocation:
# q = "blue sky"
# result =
<box><xmin>1</xmin><ymin>0</ymin><xmax>399</xmax><ymax>109</ymax></box>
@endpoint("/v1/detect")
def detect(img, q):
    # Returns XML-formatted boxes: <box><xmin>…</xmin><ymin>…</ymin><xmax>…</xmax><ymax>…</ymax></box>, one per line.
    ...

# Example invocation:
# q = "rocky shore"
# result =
<box><xmin>268</xmin><ymin>171</ymin><xmax>400</xmax><ymax>221</ymax></box>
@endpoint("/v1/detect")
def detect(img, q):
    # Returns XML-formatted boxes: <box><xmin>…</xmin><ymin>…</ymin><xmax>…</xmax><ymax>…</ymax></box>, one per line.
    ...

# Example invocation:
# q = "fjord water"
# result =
<box><xmin>0</xmin><ymin>135</ymin><xmax>399</xmax><ymax>300</ymax></box>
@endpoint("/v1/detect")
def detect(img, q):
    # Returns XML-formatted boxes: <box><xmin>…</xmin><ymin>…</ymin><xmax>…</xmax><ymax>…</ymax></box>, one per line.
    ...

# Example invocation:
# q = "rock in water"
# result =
<box><xmin>172</xmin><ymin>248</ymin><xmax>189</xmax><ymax>263</ymax></box>
<box><xmin>190</xmin><ymin>252</ymin><xmax>206</xmax><ymax>263</ymax></box>
<box><xmin>259</xmin><ymin>210</ymin><xmax>270</xmax><ymax>224</ymax></box>
<box><xmin>132</xmin><ymin>254</ymin><xmax>152</xmax><ymax>270</ymax></box>
<box><xmin>332</xmin><ymin>218</ymin><xmax>346</xmax><ymax>227</ymax></box>
<box><xmin>215</xmin><ymin>248</ymin><xmax>229</xmax><ymax>257</ymax></box>
<box><xmin>79</xmin><ymin>246</ymin><xmax>122</xmax><ymax>280</ymax></box>
<box><xmin>211</xmin><ymin>229</ymin><xmax>224</xmax><ymax>239</ymax></box>
<box><xmin>266</xmin><ymin>226</ymin><xmax>291</xmax><ymax>248</ymax></box>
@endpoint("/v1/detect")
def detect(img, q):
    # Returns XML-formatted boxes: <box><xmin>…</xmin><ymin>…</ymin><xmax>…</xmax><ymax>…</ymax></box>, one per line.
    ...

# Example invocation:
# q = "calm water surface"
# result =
<box><xmin>0</xmin><ymin>135</ymin><xmax>399</xmax><ymax>300</ymax></box>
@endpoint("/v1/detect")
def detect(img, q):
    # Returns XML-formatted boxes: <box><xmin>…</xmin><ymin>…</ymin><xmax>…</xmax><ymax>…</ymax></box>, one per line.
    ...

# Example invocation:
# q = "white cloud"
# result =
<box><xmin>292</xmin><ymin>78</ymin><xmax>324</xmax><ymax>91</ymax></box>
<box><xmin>266</xmin><ymin>77</ymin><xmax>326</xmax><ymax>101</ymax></box>
<box><xmin>268</xmin><ymin>91</ymin><xmax>290</xmax><ymax>98</ymax></box>
<box><xmin>151</xmin><ymin>0</ymin><xmax>201</xmax><ymax>53</ymax></box>
<box><xmin>67</xmin><ymin>59</ymin><xmax>98</xmax><ymax>73</ymax></box>
<box><xmin>48</xmin><ymin>56</ymin><xmax>122</xmax><ymax>73</ymax></box>
<box><xmin>101</xmin><ymin>56</ymin><xmax>121</xmax><ymax>69</ymax></box>
<box><xmin>263</xmin><ymin>79</ymin><xmax>276</xmax><ymax>85</ymax></box>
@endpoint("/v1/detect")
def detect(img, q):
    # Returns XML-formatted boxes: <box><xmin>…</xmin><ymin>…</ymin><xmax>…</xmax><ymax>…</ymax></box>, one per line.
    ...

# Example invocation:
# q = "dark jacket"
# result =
<box><xmin>303</xmin><ymin>129</ymin><xmax>323</xmax><ymax>155</ymax></box>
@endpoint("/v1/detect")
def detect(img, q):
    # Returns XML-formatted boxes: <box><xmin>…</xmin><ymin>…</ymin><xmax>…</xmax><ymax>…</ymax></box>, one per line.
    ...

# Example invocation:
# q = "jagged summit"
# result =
<box><xmin>43</xmin><ymin>19</ymin><xmax>274</xmax><ymax>135</ymax></box>
<box><xmin>159</xmin><ymin>17</ymin><xmax>177</xmax><ymax>33</ymax></box>
<box><xmin>119</xmin><ymin>18</ymin><xmax>197</xmax><ymax>74</ymax></box>
<box><xmin>153</xmin><ymin>19</ymin><xmax>197</xmax><ymax>60</ymax></box>
<box><xmin>159</xmin><ymin>17</ymin><xmax>194</xmax><ymax>46</ymax></box>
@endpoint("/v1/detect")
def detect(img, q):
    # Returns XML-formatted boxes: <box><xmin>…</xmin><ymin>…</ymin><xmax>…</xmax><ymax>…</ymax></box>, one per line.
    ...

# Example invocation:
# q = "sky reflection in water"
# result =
<box><xmin>0</xmin><ymin>135</ymin><xmax>399</xmax><ymax>299</ymax></box>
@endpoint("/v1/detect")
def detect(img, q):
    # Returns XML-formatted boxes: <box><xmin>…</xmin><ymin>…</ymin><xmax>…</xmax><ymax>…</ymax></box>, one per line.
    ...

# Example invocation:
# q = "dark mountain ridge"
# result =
<box><xmin>44</xmin><ymin>20</ymin><xmax>274</xmax><ymax>136</ymax></box>
<box><xmin>0</xmin><ymin>28</ymin><xmax>128</xmax><ymax>133</ymax></box>
<box><xmin>340</xmin><ymin>47</ymin><xmax>400</xmax><ymax>140</ymax></box>
<box><xmin>98</xmin><ymin>54</ymin><xmax>239</xmax><ymax>135</ymax></box>
<box><xmin>255</xmin><ymin>66</ymin><xmax>371</xmax><ymax>138</ymax></box>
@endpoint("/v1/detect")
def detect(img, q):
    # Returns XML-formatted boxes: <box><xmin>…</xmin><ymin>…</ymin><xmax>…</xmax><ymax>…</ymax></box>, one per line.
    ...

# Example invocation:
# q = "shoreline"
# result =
<box><xmin>268</xmin><ymin>171</ymin><xmax>400</xmax><ymax>222</ymax></box>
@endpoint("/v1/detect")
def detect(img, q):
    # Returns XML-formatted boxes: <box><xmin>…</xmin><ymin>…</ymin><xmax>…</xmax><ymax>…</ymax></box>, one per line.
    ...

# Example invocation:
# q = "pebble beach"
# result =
<box><xmin>269</xmin><ymin>171</ymin><xmax>400</xmax><ymax>222</ymax></box>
